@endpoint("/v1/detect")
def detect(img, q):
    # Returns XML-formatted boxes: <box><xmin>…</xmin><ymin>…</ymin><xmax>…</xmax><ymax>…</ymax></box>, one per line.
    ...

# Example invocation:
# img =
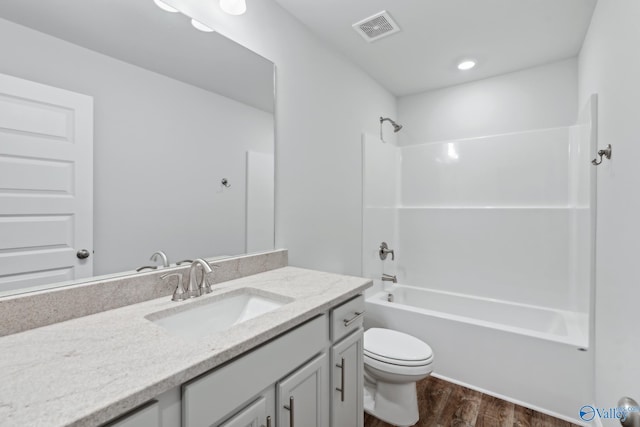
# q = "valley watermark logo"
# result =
<box><xmin>580</xmin><ymin>405</ymin><xmax>640</xmax><ymax>422</ymax></box>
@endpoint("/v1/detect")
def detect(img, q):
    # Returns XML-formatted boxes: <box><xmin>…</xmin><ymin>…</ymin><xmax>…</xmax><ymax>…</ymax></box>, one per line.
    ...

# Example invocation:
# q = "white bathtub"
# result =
<box><xmin>365</xmin><ymin>284</ymin><xmax>592</xmax><ymax>423</ymax></box>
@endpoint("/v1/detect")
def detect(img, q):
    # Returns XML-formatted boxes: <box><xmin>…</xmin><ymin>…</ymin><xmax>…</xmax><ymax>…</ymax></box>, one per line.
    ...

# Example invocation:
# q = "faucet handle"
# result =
<box><xmin>379</xmin><ymin>242</ymin><xmax>395</xmax><ymax>261</ymax></box>
<box><xmin>198</xmin><ymin>263</ymin><xmax>220</xmax><ymax>295</ymax></box>
<box><xmin>161</xmin><ymin>272</ymin><xmax>186</xmax><ymax>302</ymax></box>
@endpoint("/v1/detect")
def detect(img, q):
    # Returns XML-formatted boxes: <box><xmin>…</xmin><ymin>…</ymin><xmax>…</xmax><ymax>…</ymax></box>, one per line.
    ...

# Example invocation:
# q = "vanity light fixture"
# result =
<box><xmin>191</xmin><ymin>19</ymin><xmax>215</xmax><ymax>32</ymax></box>
<box><xmin>153</xmin><ymin>0</ymin><xmax>179</xmax><ymax>13</ymax></box>
<box><xmin>219</xmin><ymin>0</ymin><xmax>247</xmax><ymax>15</ymax></box>
<box><xmin>457</xmin><ymin>59</ymin><xmax>477</xmax><ymax>71</ymax></box>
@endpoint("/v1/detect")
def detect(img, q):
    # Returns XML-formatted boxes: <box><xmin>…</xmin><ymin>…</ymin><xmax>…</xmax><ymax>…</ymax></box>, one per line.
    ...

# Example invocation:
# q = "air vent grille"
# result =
<box><xmin>352</xmin><ymin>11</ymin><xmax>400</xmax><ymax>43</ymax></box>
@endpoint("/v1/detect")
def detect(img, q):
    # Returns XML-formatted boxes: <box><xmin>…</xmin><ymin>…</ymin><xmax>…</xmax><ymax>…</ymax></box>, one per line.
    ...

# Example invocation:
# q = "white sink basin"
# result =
<box><xmin>148</xmin><ymin>289</ymin><xmax>290</xmax><ymax>340</ymax></box>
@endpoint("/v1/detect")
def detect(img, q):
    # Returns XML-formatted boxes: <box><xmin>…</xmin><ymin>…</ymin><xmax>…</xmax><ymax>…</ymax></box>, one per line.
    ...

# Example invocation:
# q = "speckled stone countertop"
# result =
<box><xmin>0</xmin><ymin>267</ymin><xmax>371</xmax><ymax>427</ymax></box>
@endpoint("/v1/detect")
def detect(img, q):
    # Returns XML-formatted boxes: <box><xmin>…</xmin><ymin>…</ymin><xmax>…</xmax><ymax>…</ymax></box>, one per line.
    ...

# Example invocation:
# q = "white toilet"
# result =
<box><xmin>363</xmin><ymin>328</ymin><xmax>434</xmax><ymax>427</ymax></box>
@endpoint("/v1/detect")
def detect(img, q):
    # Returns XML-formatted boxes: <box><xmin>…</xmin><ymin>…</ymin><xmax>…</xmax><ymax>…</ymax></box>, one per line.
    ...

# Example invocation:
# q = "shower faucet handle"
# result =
<box><xmin>379</xmin><ymin>242</ymin><xmax>395</xmax><ymax>261</ymax></box>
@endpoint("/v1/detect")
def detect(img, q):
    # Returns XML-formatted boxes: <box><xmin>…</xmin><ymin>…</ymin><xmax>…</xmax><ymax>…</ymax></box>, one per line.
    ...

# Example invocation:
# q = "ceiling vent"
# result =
<box><xmin>352</xmin><ymin>11</ymin><xmax>400</xmax><ymax>43</ymax></box>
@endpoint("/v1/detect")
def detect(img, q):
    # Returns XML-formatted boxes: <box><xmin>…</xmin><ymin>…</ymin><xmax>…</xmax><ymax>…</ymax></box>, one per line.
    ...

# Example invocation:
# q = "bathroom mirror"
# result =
<box><xmin>0</xmin><ymin>0</ymin><xmax>275</xmax><ymax>296</ymax></box>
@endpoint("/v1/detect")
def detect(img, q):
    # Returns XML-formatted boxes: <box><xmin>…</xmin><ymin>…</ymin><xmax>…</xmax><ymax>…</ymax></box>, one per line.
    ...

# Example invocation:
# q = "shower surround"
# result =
<box><xmin>361</xmin><ymin>96</ymin><xmax>596</xmax><ymax>421</ymax></box>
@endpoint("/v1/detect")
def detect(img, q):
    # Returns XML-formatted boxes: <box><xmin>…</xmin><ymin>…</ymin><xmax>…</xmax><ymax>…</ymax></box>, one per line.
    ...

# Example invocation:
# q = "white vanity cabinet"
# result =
<box><xmin>330</xmin><ymin>295</ymin><xmax>365</xmax><ymax>427</ymax></box>
<box><xmin>102</xmin><ymin>294</ymin><xmax>366</xmax><ymax>427</ymax></box>
<box><xmin>182</xmin><ymin>315</ymin><xmax>330</xmax><ymax>427</ymax></box>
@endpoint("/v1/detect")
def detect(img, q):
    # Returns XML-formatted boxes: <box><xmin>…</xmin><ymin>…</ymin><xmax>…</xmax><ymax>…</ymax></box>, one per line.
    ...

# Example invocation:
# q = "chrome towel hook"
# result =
<box><xmin>221</xmin><ymin>178</ymin><xmax>231</xmax><ymax>188</ymax></box>
<box><xmin>592</xmin><ymin>144</ymin><xmax>612</xmax><ymax>166</ymax></box>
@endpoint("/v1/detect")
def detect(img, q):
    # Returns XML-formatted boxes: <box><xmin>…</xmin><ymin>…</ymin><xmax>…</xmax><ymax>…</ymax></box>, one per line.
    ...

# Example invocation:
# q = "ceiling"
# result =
<box><xmin>273</xmin><ymin>0</ymin><xmax>598</xmax><ymax>96</ymax></box>
<box><xmin>0</xmin><ymin>0</ymin><xmax>274</xmax><ymax>112</ymax></box>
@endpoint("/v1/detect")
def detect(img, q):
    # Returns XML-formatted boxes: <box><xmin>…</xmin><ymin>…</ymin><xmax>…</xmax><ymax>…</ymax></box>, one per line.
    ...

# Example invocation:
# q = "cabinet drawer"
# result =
<box><xmin>330</xmin><ymin>295</ymin><xmax>364</xmax><ymax>342</ymax></box>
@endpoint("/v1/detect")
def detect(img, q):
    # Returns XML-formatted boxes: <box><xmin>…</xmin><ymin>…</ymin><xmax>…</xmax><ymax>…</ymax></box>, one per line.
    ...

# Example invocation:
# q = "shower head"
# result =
<box><xmin>380</xmin><ymin>117</ymin><xmax>403</xmax><ymax>133</ymax></box>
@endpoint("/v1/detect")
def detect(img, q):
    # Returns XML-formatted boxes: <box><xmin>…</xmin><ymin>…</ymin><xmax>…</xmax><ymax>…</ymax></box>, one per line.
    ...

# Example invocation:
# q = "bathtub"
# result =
<box><xmin>364</xmin><ymin>284</ymin><xmax>592</xmax><ymax>423</ymax></box>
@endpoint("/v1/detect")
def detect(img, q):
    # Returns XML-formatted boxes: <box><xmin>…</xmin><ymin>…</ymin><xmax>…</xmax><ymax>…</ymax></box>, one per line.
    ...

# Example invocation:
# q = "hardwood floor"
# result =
<box><xmin>364</xmin><ymin>376</ymin><xmax>580</xmax><ymax>427</ymax></box>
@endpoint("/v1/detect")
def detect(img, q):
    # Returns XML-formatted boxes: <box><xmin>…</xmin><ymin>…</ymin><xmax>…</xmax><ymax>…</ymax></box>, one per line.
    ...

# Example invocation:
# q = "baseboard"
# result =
<box><xmin>431</xmin><ymin>373</ymin><xmax>587</xmax><ymax>426</ymax></box>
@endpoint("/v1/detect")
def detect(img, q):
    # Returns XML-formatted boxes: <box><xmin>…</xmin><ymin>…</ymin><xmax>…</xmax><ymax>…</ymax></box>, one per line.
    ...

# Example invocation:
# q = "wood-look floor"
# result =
<box><xmin>364</xmin><ymin>376</ymin><xmax>580</xmax><ymax>427</ymax></box>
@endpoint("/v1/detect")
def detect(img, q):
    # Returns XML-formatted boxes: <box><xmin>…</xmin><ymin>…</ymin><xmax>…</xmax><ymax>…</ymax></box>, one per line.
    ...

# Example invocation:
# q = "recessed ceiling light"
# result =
<box><xmin>153</xmin><ymin>0</ymin><xmax>179</xmax><ymax>13</ymax></box>
<box><xmin>219</xmin><ymin>0</ymin><xmax>247</xmax><ymax>15</ymax></box>
<box><xmin>457</xmin><ymin>60</ymin><xmax>477</xmax><ymax>71</ymax></box>
<box><xmin>191</xmin><ymin>19</ymin><xmax>215</xmax><ymax>32</ymax></box>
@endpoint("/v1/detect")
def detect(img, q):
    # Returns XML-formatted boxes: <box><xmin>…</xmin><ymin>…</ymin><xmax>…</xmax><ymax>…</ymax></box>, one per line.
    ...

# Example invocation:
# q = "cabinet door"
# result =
<box><xmin>219</xmin><ymin>396</ymin><xmax>270</xmax><ymax>427</ymax></box>
<box><xmin>104</xmin><ymin>400</ymin><xmax>160</xmax><ymax>427</ymax></box>
<box><xmin>331</xmin><ymin>329</ymin><xmax>363</xmax><ymax>427</ymax></box>
<box><xmin>277</xmin><ymin>353</ymin><xmax>328</xmax><ymax>427</ymax></box>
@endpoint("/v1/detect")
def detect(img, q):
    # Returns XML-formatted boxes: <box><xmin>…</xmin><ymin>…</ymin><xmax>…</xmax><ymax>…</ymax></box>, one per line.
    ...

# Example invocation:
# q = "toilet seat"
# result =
<box><xmin>364</xmin><ymin>328</ymin><xmax>433</xmax><ymax>367</ymax></box>
<box><xmin>364</xmin><ymin>353</ymin><xmax>433</xmax><ymax>377</ymax></box>
<box><xmin>365</xmin><ymin>351</ymin><xmax>434</xmax><ymax>367</ymax></box>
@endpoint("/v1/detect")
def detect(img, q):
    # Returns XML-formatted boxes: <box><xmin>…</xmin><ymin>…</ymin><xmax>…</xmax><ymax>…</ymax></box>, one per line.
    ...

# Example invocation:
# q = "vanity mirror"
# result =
<box><xmin>0</xmin><ymin>0</ymin><xmax>275</xmax><ymax>296</ymax></box>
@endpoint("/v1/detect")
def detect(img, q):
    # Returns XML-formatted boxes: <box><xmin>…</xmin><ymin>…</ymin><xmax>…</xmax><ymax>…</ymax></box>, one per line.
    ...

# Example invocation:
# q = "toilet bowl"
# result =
<box><xmin>363</xmin><ymin>328</ymin><xmax>434</xmax><ymax>427</ymax></box>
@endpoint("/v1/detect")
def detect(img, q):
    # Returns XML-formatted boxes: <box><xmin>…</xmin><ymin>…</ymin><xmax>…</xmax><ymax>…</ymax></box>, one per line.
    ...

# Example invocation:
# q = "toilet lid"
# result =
<box><xmin>364</xmin><ymin>328</ymin><xmax>433</xmax><ymax>366</ymax></box>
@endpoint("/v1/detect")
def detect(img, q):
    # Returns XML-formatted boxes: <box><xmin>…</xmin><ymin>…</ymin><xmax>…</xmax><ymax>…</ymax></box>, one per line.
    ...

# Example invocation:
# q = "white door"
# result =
<box><xmin>0</xmin><ymin>73</ymin><xmax>93</xmax><ymax>293</ymax></box>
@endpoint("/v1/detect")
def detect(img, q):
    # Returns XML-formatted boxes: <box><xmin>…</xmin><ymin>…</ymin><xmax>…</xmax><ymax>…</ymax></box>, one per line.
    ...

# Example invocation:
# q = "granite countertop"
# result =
<box><xmin>0</xmin><ymin>267</ymin><xmax>371</xmax><ymax>427</ymax></box>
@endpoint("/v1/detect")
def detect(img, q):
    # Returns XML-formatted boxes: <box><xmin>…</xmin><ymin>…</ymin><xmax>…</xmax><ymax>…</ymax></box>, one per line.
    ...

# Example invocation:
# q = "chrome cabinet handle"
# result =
<box><xmin>263</xmin><ymin>415</ymin><xmax>272</xmax><ymax>427</ymax></box>
<box><xmin>336</xmin><ymin>357</ymin><xmax>345</xmax><ymax>402</ymax></box>
<box><xmin>343</xmin><ymin>311</ymin><xmax>364</xmax><ymax>327</ymax></box>
<box><xmin>284</xmin><ymin>397</ymin><xmax>294</xmax><ymax>427</ymax></box>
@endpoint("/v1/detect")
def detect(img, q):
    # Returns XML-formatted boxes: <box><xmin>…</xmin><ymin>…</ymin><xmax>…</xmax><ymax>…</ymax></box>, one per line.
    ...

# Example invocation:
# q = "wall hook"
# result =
<box><xmin>592</xmin><ymin>144</ymin><xmax>612</xmax><ymax>166</ymax></box>
<box><xmin>221</xmin><ymin>178</ymin><xmax>231</xmax><ymax>188</ymax></box>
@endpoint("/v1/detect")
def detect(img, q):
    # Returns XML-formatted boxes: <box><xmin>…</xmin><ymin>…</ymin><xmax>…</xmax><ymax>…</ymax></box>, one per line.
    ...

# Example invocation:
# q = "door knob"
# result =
<box><xmin>76</xmin><ymin>249</ymin><xmax>91</xmax><ymax>259</ymax></box>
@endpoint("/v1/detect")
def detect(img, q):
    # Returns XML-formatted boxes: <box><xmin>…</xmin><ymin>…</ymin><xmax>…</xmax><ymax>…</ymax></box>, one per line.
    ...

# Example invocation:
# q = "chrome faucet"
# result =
<box><xmin>186</xmin><ymin>259</ymin><xmax>214</xmax><ymax>298</ymax></box>
<box><xmin>150</xmin><ymin>250</ymin><xmax>170</xmax><ymax>268</ymax></box>
<box><xmin>382</xmin><ymin>273</ymin><xmax>397</xmax><ymax>284</ymax></box>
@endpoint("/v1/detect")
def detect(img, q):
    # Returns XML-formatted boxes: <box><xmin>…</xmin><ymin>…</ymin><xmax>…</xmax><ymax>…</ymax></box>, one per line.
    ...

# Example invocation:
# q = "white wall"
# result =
<box><xmin>579</xmin><ymin>0</ymin><xmax>640</xmax><ymax>418</ymax></box>
<box><xmin>0</xmin><ymin>19</ymin><xmax>273</xmax><ymax>275</ymax></box>
<box><xmin>166</xmin><ymin>0</ymin><xmax>397</xmax><ymax>276</ymax></box>
<box><xmin>398</xmin><ymin>58</ymin><xmax>578</xmax><ymax>145</ymax></box>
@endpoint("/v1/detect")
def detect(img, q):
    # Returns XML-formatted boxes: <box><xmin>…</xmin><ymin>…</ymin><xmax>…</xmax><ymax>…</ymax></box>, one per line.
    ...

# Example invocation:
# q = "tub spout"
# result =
<box><xmin>382</xmin><ymin>274</ymin><xmax>397</xmax><ymax>284</ymax></box>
